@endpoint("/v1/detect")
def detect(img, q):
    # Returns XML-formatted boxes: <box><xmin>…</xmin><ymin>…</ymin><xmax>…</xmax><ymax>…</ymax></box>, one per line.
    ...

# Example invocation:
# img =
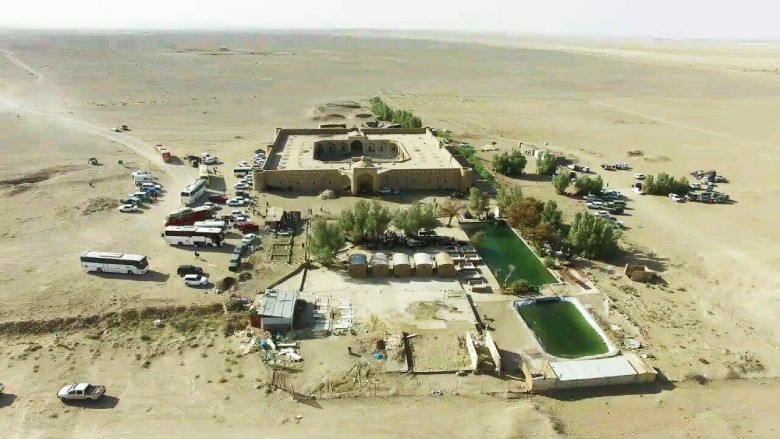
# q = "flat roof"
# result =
<box><xmin>268</xmin><ymin>129</ymin><xmax>461</xmax><ymax>171</ymax></box>
<box><xmin>258</xmin><ymin>289</ymin><xmax>298</xmax><ymax>319</ymax></box>
<box><xmin>267</xmin><ymin>207</ymin><xmax>284</xmax><ymax>222</ymax></box>
<box><xmin>549</xmin><ymin>356</ymin><xmax>640</xmax><ymax>381</ymax></box>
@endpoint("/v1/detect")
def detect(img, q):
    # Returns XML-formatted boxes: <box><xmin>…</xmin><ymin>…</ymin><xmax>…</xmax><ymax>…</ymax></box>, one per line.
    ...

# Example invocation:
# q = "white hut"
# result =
<box><xmin>370</xmin><ymin>252</ymin><xmax>389</xmax><ymax>278</ymax></box>
<box><xmin>413</xmin><ymin>253</ymin><xmax>433</xmax><ymax>276</ymax></box>
<box><xmin>392</xmin><ymin>253</ymin><xmax>412</xmax><ymax>277</ymax></box>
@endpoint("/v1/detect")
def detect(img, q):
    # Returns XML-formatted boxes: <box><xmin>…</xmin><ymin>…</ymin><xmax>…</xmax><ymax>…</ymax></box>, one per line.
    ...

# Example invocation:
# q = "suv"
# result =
<box><xmin>228</xmin><ymin>255</ymin><xmax>242</xmax><ymax>272</ymax></box>
<box><xmin>233</xmin><ymin>243</ymin><xmax>248</xmax><ymax>257</ymax></box>
<box><xmin>177</xmin><ymin>265</ymin><xmax>203</xmax><ymax>277</ymax></box>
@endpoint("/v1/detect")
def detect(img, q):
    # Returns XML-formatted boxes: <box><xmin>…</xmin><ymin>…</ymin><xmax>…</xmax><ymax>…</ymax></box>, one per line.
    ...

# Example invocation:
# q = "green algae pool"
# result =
<box><xmin>516</xmin><ymin>298</ymin><xmax>610</xmax><ymax>359</ymax></box>
<box><xmin>463</xmin><ymin>221</ymin><xmax>556</xmax><ymax>286</ymax></box>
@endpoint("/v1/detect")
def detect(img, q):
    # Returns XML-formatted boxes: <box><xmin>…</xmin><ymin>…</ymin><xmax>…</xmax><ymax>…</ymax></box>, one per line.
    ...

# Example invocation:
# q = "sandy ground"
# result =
<box><xmin>1</xmin><ymin>31</ymin><xmax>780</xmax><ymax>437</ymax></box>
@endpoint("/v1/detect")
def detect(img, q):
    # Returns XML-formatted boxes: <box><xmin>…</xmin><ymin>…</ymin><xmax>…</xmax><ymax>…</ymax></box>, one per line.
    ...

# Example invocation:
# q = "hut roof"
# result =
<box><xmin>435</xmin><ymin>252</ymin><xmax>454</xmax><ymax>266</ymax></box>
<box><xmin>350</xmin><ymin>254</ymin><xmax>367</xmax><ymax>266</ymax></box>
<box><xmin>392</xmin><ymin>252</ymin><xmax>411</xmax><ymax>266</ymax></box>
<box><xmin>371</xmin><ymin>252</ymin><xmax>389</xmax><ymax>266</ymax></box>
<box><xmin>413</xmin><ymin>252</ymin><xmax>433</xmax><ymax>266</ymax></box>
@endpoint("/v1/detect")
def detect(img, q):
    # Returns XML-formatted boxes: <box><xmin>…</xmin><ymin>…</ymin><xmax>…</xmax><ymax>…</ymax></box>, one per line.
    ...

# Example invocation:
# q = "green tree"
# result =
<box><xmin>496</xmin><ymin>185</ymin><xmax>523</xmax><ymax>213</ymax></box>
<box><xmin>644</xmin><ymin>173</ymin><xmax>690</xmax><ymax>195</ymax></box>
<box><xmin>540</xmin><ymin>200</ymin><xmax>564</xmax><ymax>232</ymax></box>
<box><xmin>567</xmin><ymin>212</ymin><xmax>621</xmax><ymax>260</ymax></box>
<box><xmin>392</xmin><ymin>203</ymin><xmax>439</xmax><ymax>236</ymax></box>
<box><xmin>492</xmin><ymin>150</ymin><xmax>527</xmax><ymax>176</ymax></box>
<box><xmin>536</xmin><ymin>153</ymin><xmax>558</xmax><ymax>175</ymax></box>
<box><xmin>574</xmin><ymin>175</ymin><xmax>604</xmax><ymax>195</ymax></box>
<box><xmin>308</xmin><ymin>220</ymin><xmax>346</xmax><ymax>266</ymax></box>
<box><xmin>338</xmin><ymin>200</ymin><xmax>391</xmax><ymax>243</ymax></box>
<box><xmin>469</xmin><ymin>188</ymin><xmax>491</xmax><ymax>219</ymax></box>
<box><xmin>551</xmin><ymin>172</ymin><xmax>571</xmax><ymax>195</ymax></box>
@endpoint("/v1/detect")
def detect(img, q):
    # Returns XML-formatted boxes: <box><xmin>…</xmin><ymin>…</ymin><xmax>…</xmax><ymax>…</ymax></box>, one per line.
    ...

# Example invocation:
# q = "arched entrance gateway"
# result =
<box><xmin>350</xmin><ymin>140</ymin><xmax>363</xmax><ymax>157</ymax></box>
<box><xmin>349</xmin><ymin>156</ymin><xmax>379</xmax><ymax>195</ymax></box>
<box><xmin>357</xmin><ymin>174</ymin><xmax>373</xmax><ymax>194</ymax></box>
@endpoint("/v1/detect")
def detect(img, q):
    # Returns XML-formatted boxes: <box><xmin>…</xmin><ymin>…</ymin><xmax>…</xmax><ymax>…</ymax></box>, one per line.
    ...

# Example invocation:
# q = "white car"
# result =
<box><xmin>242</xmin><ymin>234</ymin><xmax>257</xmax><ymax>245</ymax></box>
<box><xmin>378</xmin><ymin>187</ymin><xmax>392</xmax><ymax>194</ymax></box>
<box><xmin>610</xmin><ymin>219</ymin><xmax>625</xmax><ymax>228</ymax></box>
<box><xmin>669</xmin><ymin>193</ymin><xmax>684</xmax><ymax>202</ymax></box>
<box><xmin>234</xmin><ymin>182</ymin><xmax>250</xmax><ymax>190</ymax></box>
<box><xmin>634</xmin><ymin>173</ymin><xmax>646</xmax><ymax>180</ymax></box>
<box><xmin>203</xmin><ymin>202</ymin><xmax>220</xmax><ymax>210</ymax></box>
<box><xmin>203</xmin><ymin>156</ymin><xmax>218</xmax><ymax>165</ymax></box>
<box><xmin>239</xmin><ymin>161</ymin><xmax>249</xmax><ymax>167</ymax></box>
<box><xmin>227</xmin><ymin>197</ymin><xmax>250</xmax><ymax>207</ymax></box>
<box><xmin>57</xmin><ymin>383</ymin><xmax>106</xmax><ymax>401</ymax></box>
<box><xmin>183</xmin><ymin>274</ymin><xmax>209</xmax><ymax>286</ymax></box>
<box><xmin>594</xmin><ymin>210</ymin><xmax>611</xmax><ymax>219</ymax></box>
<box><xmin>230</xmin><ymin>209</ymin><xmax>245</xmax><ymax>217</ymax></box>
<box><xmin>118</xmin><ymin>204</ymin><xmax>138</xmax><ymax>213</ymax></box>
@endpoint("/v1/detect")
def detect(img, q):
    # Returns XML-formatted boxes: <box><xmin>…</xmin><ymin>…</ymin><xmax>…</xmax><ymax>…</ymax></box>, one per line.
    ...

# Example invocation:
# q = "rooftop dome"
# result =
<box><xmin>352</xmin><ymin>156</ymin><xmax>375</xmax><ymax>168</ymax></box>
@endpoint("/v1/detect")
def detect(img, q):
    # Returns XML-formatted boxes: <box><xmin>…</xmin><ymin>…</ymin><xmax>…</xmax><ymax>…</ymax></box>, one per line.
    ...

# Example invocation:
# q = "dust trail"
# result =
<box><xmin>591</xmin><ymin>100</ymin><xmax>737</xmax><ymax>140</ymax></box>
<box><xmin>0</xmin><ymin>50</ymin><xmax>44</xmax><ymax>82</ymax></box>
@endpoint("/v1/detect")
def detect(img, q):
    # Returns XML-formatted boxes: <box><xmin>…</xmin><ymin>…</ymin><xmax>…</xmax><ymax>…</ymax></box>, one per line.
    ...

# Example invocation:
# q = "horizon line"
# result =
<box><xmin>1</xmin><ymin>27</ymin><xmax>779</xmax><ymax>43</ymax></box>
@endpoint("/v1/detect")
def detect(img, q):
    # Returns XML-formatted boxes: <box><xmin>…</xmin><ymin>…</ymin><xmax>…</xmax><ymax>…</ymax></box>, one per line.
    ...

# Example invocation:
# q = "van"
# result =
<box><xmin>133</xmin><ymin>174</ymin><xmax>155</xmax><ymax>184</ymax></box>
<box><xmin>233</xmin><ymin>167</ymin><xmax>253</xmax><ymax>177</ymax></box>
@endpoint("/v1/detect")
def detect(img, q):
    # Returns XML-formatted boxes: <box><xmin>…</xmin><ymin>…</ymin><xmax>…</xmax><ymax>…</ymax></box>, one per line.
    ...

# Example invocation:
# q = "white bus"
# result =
<box><xmin>233</xmin><ymin>167</ymin><xmax>253</xmax><ymax>177</ymax></box>
<box><xmin>180</xmin><ymin>179</ymin><xmax>207</xmax><ymax>205</ymax></box>
<box><xmin>192</xmin><ymin>220</ymin><xmax>228</xmax><ymax>231</ymax></box>
<box><xmin>164</xmin><ymin>226</ymin><xmax>225</xmax><ymax>247</ymax></box>
<box><xmin>80</xmin><ymin>251</ymin><xmax>149</xmax><ymax>275</ymax></box>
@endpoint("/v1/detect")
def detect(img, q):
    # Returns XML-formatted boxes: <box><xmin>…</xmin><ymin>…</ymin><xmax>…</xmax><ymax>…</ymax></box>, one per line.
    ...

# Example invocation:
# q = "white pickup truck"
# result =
<box><xmin>57</xmin><ymin>383</ymin><xmax>106</xmax><ymax>402</ymax></box>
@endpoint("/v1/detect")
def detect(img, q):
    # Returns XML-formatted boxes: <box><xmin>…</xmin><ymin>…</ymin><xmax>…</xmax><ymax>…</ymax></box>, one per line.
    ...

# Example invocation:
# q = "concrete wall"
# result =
<box><xmin>465</xmin><ymin>332</ymin><xmax>479</xmax><ymax>372</ymax></box>
<box><xmin>379</xmin><ymin>169</ymin><xmax>464</xmax><ymax>191</ymax></box>
<box><xmin>484</xmin><ymin>330</ymin><xmax>502</xmax><ymax>374</ymax></box>
<box><xmin>259</xmin><ymin>169</ymin><xmax>347</xmax><ymax>193</ymax></box>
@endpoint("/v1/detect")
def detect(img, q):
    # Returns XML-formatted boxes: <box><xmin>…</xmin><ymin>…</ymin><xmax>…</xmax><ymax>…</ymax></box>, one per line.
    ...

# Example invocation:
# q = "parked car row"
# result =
<box><xmin>120</xmin><ymin>171</ymin><xmax>164</xmax><ymax>213</ymax></box>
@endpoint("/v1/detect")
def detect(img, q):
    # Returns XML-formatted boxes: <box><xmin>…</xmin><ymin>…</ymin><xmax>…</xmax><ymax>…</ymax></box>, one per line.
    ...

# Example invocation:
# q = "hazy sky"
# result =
<box><xmin>2</xmin><ymin>0</ymin><xmax>778</xmax><ymax>40</ymax></box>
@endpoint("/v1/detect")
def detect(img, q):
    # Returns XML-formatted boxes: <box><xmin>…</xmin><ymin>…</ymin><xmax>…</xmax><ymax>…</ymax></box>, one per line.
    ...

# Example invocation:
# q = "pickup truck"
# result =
<box><xmin>57</xmin><ymin>383</ymin><xmax>106</xmax><ymax>402</ymax></box>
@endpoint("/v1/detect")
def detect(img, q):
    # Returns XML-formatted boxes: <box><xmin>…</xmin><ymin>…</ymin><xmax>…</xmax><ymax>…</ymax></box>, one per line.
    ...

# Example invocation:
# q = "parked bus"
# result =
<box><xmin>163</xmin><ymin>226</ymin><xmax>225</xmax><ymax>247</ymax></box>
<box><xmin>180</xmin><ymin>179</ymin><xmax>207</xmax><ymax>205</ymax></box>
<box><xmin>80</xmin><ymin>251</ymin><xmax>149</xmax><ymax>275</ymax></box>
<box><xmin>233</xmin><ymin>167</ymin><xmax>253</xmax><ymax>177</ymax></box>
<box><xmin>198</xmin><ymin>164</ymin><xmax>210</xmax><ymax>183</ymax></box>
<box><xmin>192</xmin><ymin>220</ymin><xmax>228</xmax><ymax>231</ymax></box>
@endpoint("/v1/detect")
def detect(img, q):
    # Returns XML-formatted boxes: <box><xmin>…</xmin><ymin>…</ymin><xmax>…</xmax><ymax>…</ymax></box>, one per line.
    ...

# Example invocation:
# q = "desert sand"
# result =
<box><xmin>1</xmin><ymin>30</ymin><xmax>780</xmax><ymax>437</ymax></box>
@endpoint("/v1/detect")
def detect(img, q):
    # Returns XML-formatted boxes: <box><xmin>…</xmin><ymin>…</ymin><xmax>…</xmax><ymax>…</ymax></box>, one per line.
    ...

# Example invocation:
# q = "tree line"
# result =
<box><xmin>370</xmin><ymin>97</ymin><xmax>423</xmax><ymax>128</ymax></box>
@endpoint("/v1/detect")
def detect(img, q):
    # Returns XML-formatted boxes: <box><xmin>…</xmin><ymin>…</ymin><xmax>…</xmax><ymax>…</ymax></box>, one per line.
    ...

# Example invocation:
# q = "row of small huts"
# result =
<box><xmin>350</xmin><ymin>252</ymin><xmax>455</xmax><ymax>278</ymax></box>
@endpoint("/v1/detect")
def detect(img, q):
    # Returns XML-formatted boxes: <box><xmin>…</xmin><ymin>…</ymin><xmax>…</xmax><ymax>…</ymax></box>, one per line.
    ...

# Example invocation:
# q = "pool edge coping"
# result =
<box><xmin>514</xmin><ymin>296</ymin><xmax>619</xmax><ymax>361</ymax></box>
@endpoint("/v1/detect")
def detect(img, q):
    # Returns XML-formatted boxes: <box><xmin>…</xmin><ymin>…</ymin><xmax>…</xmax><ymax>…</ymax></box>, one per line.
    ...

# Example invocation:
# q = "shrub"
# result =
<box><xmin>567</xmin><ymin>212</ymin><xmax>621</xmax><ymax>260</ymax></box>
<box><xmin>505</xmin><ymin>280</ymin><xmax>537</xmax><ymax>295</ymax></box>
<box><xmin>551</xmin><ymin>172</ymin><xmax>571</xmax><ymax>195</ymax></box>
<box><xmin>392</xmin><ymin>203</ymin><xmax>438</xmax><ymax>236</ymax></box>
<box><xmin>468</xmin><ymin>188</ymin><xmax>491</xmax><ymax>219</ymax></box>
<box><xmin>496</xmin><ymin>185</ymin><xmax>523</xmax><ymax>213</ymax></box>
<box><xmin>506</xmin><ymin>197</ymin><xmax>544</xmax><ymax>231</ymax></box>
<box><xmin>644</xmin><ymin>173</ymin><xmax>690</xmax><ymax>196</ymax></box>
<box><xmin>308</xmin><ymin>220</ymin><xmax>346</xmax><ymax>266</ymax></box>
<box><xmin>536</xmin><ymin>153</ymin><xmax>558</xmax><ymax>175</ymax></box>
<box><xmin>540</xmin><ymin>200</ymin><xmax>563</xmax><ymax>232</ymax></box>
<box><xmin>492</xmin><ymin>150</ymin><xmax>527</xmax><ymax>176</ymax></box>
<box><xmin>338</xmin><ymin>200</ymin><xmax>392</xmax><ymax>243</ymax></box>
<box><xmin>370</xmin><ymin>97</ymin><xmax>422</xmax><ymax>128</ymax></box>
<box><xmin>573</xmin><ymin>175</ymin><xmax>604</xmax><ymax>195</ymax></box>
<box><xmin>456</xmin><ymin>146</ymin><xmax>495</xmax><ymax>185</ymax></box>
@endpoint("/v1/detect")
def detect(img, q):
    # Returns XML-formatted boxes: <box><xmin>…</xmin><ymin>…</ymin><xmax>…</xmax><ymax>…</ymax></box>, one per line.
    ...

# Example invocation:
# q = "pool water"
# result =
<box><xmin>463</xmin><ymin>221</ymin><xmax>556</xmax><ymax>286</ymax></box>
<box><xmin>516</xmin><ymin>298</ymin><xmax>609</xmax><ymax>358</ymax></box>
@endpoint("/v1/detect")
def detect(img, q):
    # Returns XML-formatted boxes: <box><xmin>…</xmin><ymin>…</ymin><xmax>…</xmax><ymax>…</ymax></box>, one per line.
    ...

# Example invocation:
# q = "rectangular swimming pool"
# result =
<box><xmin>515</xmin><ymin>297</ymin><xmax>613</xmax><ymax>359</ymax></box>
<box><xmin>463</xmin><ymin>221</ymin><xmax>557</xmax><ymax>286</ymax></box>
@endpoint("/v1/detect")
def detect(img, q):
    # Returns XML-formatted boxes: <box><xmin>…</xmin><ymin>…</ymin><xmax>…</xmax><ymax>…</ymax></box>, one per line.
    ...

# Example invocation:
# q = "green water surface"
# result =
<box><xmin>463</xmin><ymin>222</ymin><xmax>556</xmax><ymax>286</ymax></box>
<box><xmin>517</xmin><ymin>299</ymin><xmax>609</xmax><ymax>358</ymax></box>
